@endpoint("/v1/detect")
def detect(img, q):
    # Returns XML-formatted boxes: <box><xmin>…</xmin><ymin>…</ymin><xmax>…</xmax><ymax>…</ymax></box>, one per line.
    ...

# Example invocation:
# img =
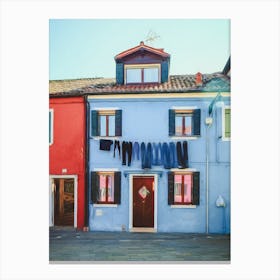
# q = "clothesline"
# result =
<box><xmin>99</xmin><ymin>139</ymin><xmax>189</xmax><ymax>170</ymax></box>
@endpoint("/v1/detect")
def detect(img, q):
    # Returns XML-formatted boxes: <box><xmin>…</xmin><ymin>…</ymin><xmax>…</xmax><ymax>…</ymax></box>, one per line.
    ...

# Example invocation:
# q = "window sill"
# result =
<box><xmin>93</xmin><ymin>204</ymin><xmax>118</xmax><ymax>208</ymax></box>
<box><xmin>91</xmin><ymin>136</ymin><xmax>121</xmax><ymax>140</ymax></box>
<box><xmin>169</xmin><ymin>136</ymin><xmax>199</xmax><ymax>140</ymax></box>
<box><xmin>221</xmin><ymin>137</ymin><xmax>231</xmax><ymax>142</ymax></box>
<box><xmin>170</xmin><ymin>205</ymin><xmax>197</xmax><ymax>209</ymax></box>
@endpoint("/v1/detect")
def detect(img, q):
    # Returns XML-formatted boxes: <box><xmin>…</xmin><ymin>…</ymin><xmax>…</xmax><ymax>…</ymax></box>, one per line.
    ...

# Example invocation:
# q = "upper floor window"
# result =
<box><xmin>125</xmin><ymin>64</ymin><xmax>160</xmax><ymax>84</ymax></box>
<box><xmin>49</xmin><ymin>109</ymin><xmax>53</xmax><ymax>145</ymax></box>
<box><xmin>91</xmin><ymin>109</ymin><xmax>122</xmax><ymax>137</ymax></box>
<box><xmin>169</xmin><ymin>109</ymin><xmax>201</xmax><ymax>137</ymax></box>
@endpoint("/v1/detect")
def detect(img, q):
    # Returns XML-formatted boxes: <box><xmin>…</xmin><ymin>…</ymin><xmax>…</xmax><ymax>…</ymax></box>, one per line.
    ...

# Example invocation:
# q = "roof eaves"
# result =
<box><xmin>115</xmin><ymin>43</ymin><xmax>170</xmax><ymax>60</ymax></box>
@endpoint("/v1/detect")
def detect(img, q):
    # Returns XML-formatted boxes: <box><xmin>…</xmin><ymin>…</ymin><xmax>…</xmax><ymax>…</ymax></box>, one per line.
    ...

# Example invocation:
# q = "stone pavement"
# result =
<box><xmin>49</xmin><ymin>227</ymin><xmax>230</xmax><ymax>263</ymax></box>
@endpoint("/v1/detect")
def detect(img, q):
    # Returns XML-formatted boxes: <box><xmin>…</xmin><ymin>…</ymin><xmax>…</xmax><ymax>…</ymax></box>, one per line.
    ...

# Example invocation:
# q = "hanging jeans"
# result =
<box><xmin>176</xmin><ymin>141</ymin><xmax>189</xmax><ymax>168</ymax></box>
<box><xmin>113</xmin><ymin>140</ymin><xmax>121</xmax><ymax>158</ymax></box>
<box><xmin>161</xmin><ymin>142</ymin><xmax>171</xmax><ymax>169</ymax></box>
<box><xmin>133</xmin><ymin>142</ymin><xmax>140</xmax><ymax>161</ymax></box>
<box><xmin>141</xmin><ymin>142</ymin><xmax>152</xmax><ymax>169</ymax></box>
<box><xmin>169</xmin><ymin>142</ymin><xmax>177</xmax><ymax>168</ymax></box>
<box><xmin>122</xmin><ymin>141</ymin><xmax>133</xmax><ymax>166</ymax></box>
<box><xmin>152</xmin><ymin>143</ymin><xmax>161</xmax><ymax>165</ymax></box>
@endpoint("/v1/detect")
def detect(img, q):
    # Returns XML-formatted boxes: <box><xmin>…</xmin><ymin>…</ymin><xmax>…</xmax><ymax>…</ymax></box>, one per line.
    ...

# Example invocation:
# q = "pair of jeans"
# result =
<box><xmin>169</xmin><ymin>142</ymin><xmax>177</xmax><ymax>168</ymax></box>
<box><xmin>176</xmin><ymin>141</ymin><xmax>189</xmax><ymax>168</ymax></box>
<box><xmin>152</xmin><ymin>143</ymin><xmax>161</xmax><ymax>165</ymax></box>
<box><xmin>122</xmin><ymin>141</ymin><xmax>132</xmax><ymax>166</ymax></box>
<box><xmin>141</xmin><ymin>142</ymin><xmax>152</xmax><ymax>169</ymax></box>
<box><xmin>113</xmin><ymin>140</ymin><xmax>121</xmax><ymax>158</ymax></box>
<box><xmin>133</xmin><ymin>142</ymin><xmax>140</xmax><ymax>161</ymax></box>
<box><xmin>161</xmin><ymin>142</ymin><xmax>171</xmax><ymax>169</ymax></box>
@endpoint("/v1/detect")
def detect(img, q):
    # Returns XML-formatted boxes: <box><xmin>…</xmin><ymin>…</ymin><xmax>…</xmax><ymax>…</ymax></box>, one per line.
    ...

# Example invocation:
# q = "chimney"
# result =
<box><xmin>195</xmin><ymin>72</ymin><xmax>203</xmax><ymax>86</ymax></box>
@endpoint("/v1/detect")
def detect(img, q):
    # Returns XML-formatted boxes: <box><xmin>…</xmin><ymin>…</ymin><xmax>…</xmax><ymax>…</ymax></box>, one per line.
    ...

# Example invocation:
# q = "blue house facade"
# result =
<box><xmin>85</xmin><ymin>42</ymin><xmax>230</xmax><ymax>233</ymax></box>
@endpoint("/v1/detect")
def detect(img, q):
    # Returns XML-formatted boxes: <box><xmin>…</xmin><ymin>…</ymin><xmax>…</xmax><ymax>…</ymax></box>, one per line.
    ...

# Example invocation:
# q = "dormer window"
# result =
<box><xmin>115</xmin><ymin>42</ymin><xmax>170</xmax><ymax>85</ymax></box>
<box><xmin>125</xmin><ymin>64</ymin><xmax>161</xmax><ymax>84</ymax></box>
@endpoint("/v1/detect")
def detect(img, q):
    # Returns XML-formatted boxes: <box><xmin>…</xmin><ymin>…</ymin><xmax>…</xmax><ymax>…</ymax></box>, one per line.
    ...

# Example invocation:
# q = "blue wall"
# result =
<box><xmin>88</xmin><ymin>96</ymin><xmax>230</xmax><ymax>233</ymax></box>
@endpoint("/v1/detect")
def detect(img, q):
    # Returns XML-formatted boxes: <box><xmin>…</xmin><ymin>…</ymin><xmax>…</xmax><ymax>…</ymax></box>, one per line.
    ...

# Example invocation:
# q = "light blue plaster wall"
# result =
<box><xmin>88</xmin><ymin>96</ymin><xmax>230</xmax><ymax>233</ymax></box>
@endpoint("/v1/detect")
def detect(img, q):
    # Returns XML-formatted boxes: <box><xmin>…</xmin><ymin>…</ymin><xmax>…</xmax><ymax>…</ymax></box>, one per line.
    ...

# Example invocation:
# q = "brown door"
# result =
<box><xmin>133</xmin><ymin>176</ymin><xmax>154</xmax><ymax>228</ymax></box>
<box><xmin>54</xmin><ymin>178</ymin><xmax>74</xmax><ymax>226</ymax></box>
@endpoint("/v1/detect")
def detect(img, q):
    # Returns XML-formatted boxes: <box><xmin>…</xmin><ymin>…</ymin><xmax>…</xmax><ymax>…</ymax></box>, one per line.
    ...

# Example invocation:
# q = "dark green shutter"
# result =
<box><xmin>169</xmin><ymin>109</ymin><xmax>175</xmax><ymax>136</ymax></box>
<box><xmin>114</xmin><ymin>172</ymin><xmax>121</xmax><ymax>204</ymax></box>
<box><xmin>115</xmin><ymin>110</ymin><xmax>122</xmax><ymax>136</ymax></box>
<box><xmin>192</xmin><ymin>172</ymin><xmax>200</xmax><ymax>205</ymax></box>
<box><xmin>168</xmin><ymin>172</ymin><xmax>174</xmax><ymax>205</ymax></box>
<box><xmin>91</xmin><ymin>110</ymin><xmax>99</xmax><ymax>136</ymax></box>
<box><xmin>116</xmin><ymin>63</ymin><xmax>124</xmax><ymax>84</ymax></box>
<box><xmin>91</xmin><ymin>172</ymin><xmax>99</xmax><ymax>203</ymax></box>
<box><xmin>161</xmin><ymin>60</ymin><xmax>169</xmax><ymax>83</ymax></box>
<box><xmin>225</xmin><ymin>108</ymin><xmax>231</xmax><ymax>138</ymax></box>
<box><xmin>216</xmin><ymin>106</ymin><xmax>223</xmax><ymax>138</ymax></box>
<box><xmin>193</xmin><ymin>109</ymin><xmax>201</xmax><ymax>136</ymax></box>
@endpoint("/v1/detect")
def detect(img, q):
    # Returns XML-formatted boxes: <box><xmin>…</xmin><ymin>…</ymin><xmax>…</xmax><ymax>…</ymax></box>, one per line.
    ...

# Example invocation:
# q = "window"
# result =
<box><xmin>169</xmin><ymin>109</ymin><xmax>201</xmax><ymax>137</ymax></box>
<box><xmin>49</xmin><ymin>109</ymin><xmax>53</xmax><ymax>145</ymax></box>
<box><xmin>125</xmin><ymin>64</ymin><xmax>160</xmax><ymax>84</ymax></box>
<box><xmin>224</xmin><ymin>107</ymin><xmax>231</xmax><ymax>139</ymax></box>
<box><xmin>168</xmin><ymin>171</ymin><xmax>200</xmax><ymax>206</ymax></box>
<box><xmin>91</xmin><ymin>171</ymin><xmax>121</xmax><ymax>204</ymax></box>
<box><xmin>91</xmin><ymin>110</ymin><xmax>122</xmax><ymax>137</ymax></box>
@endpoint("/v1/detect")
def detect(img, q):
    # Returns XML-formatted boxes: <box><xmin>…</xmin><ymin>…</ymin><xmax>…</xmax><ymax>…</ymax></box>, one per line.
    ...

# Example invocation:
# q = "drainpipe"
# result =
<box><xmin>205</xmin><ymin>119</ymin><xmax>212</xmax><ymax>234</ymax></box>
<box><xmin>83</xmin><ymin>95</ymin><xmax>90</xmax><ymax>231</ymax></box>
<box><xmin>206</xmin><ymin>91</ymin><xmax>222</xmax><ymax>234</ymax></box>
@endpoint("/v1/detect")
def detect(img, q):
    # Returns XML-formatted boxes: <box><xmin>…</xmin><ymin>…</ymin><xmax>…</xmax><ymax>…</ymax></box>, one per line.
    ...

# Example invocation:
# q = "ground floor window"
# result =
<box><xmin>91</xmin><ymin>171</ymin><xmax>121</xmax><ymax>204</ymax></box>
<box><xmin>168</xmin><ymin>171</ymin><xmax>200</xmax><ymax>205</ymax></box>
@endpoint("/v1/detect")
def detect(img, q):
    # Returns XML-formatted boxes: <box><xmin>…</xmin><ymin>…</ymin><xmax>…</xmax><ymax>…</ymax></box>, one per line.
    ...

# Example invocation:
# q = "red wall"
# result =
<box><xmin>49</xmin><ymin>96</ymin><xmax>86</xmax><ymax>229</ymax></box>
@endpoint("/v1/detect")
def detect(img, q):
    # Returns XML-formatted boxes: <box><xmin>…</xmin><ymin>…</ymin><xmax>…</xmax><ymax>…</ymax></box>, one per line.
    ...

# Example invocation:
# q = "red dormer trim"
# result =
<box><xmin>114</xmin><ymin>41</ymin><xmax>170</xmax><ymax>61</ymax></box>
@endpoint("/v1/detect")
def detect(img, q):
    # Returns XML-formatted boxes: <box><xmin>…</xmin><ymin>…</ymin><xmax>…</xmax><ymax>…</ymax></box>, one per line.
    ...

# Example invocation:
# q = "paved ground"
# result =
<box><xmin>49</xmin><ymin>227</ymin><xmax>230</xmax><ymax>263</ymax></box>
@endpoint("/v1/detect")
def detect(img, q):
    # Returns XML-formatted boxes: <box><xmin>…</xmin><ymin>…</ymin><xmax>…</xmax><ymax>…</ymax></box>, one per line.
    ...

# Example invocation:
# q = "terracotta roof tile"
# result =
<box><xmin>49</xmin><ymin>73</ymin><xmax>230</xmax><ymax>97</ymax></box>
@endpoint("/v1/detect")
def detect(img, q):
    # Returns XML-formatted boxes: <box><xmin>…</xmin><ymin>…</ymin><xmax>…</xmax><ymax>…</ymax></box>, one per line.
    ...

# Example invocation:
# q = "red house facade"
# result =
<box><xmin>49</xmin><ymin>94</ymin><xmax>87</xmax><ymax>230</ymax></box>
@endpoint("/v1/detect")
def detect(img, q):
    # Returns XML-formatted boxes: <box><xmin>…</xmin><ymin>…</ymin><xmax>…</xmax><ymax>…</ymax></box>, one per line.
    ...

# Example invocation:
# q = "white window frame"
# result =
<box><xmin>91</xmin><ymin>107</ymin><xmax>121</xmax><ymax>140</ymax></box>
<box><xmin>222</xmin><ymin>105</ymin><xmax>231</xmax><ymax>141</ymax></box>
<box><xmin>170</xmin><ymin>106</ymin><xmax>199</xmax><ymax>140</ymax></box>
<box><xmin>93</xmin><ymin>168</ymin><xmax>119</xmax><ymax>208</ymax></box>
<box><xmin>169</xmin><ymin>169</ymin><xmax>198</xmax><ymax>208</ymax></box>
<box><xmin>124</xmin><ymin>64</ymin><xmax>161</xmax><ymax>84</ymax></box>
<box><xmin>49</xmin><ymin>109</ymin><xmax>54</xmax><ymax>145</ymax></box>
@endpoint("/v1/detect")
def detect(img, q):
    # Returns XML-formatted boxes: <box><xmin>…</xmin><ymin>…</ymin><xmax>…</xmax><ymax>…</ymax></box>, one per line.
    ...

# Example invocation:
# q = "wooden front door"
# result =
<box><xmin>133</xmin><ymin>176</ymin><xmax>154</xmax><ymax>228</ymax></box>
<box><xmin>53</xmin><ymin>178</ymin><xmax>74</xmax><ymax>226</ymax></box>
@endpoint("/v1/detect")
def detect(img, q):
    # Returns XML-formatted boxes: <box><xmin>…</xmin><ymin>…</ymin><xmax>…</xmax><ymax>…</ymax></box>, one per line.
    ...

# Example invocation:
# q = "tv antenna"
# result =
<box><xmin>145</xmin><ymin>30</ymin><xmax>160</xmax><ymax>45</ymax></box>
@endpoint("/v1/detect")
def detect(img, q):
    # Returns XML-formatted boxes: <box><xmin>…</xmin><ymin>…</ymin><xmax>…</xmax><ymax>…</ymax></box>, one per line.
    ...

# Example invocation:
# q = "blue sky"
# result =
<box><xmin>49</xmin><ymin>19</ymin><xmax>230</xmax><ymax>80</ymax></box>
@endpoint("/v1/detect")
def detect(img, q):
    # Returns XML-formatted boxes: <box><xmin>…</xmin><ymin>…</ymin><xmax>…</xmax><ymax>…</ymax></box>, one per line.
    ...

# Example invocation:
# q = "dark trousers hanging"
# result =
<box><xmin>176</xmin><ymin>141</ymin><xmax>189</xmax><ymax>168</ymax></box>
<box><xmin>122</xmin><ymin>141</ymin><xmax>133</xmax><ymax>166</ymax></box>
<box><xmin>113</xmin><ymin>140</ymin><xmax>121</xmax><ymax>158</ymax></box>
<box><xmin>140</xmin><ymin>142</ymin><xmax>146</xmax><ymax>169</ymax></box>
<box><xmin>145</xmin><ymin>143</ymin><xmax>152</xmax><ymax>168</ymax></box>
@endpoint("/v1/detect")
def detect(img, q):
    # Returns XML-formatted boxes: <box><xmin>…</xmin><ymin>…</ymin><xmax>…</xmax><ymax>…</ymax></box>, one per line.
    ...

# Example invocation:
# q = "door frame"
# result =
<box><xmin>49</xmin><ymin>175</ymin><xmax>78</xmax><ymax>228</ymax></box>
<box><xmin>129</xmin><ymin>174</ymin><xmax>158</xmax><ymax>232</ymax></box>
